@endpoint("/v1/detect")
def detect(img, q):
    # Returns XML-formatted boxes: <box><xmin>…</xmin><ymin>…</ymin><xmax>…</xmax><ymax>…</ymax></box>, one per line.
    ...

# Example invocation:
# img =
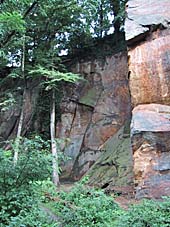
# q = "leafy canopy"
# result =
<box><xmin>0</xmin><ymin>0</ymin><xmax>127</xmax><ymax>68</ymax></box>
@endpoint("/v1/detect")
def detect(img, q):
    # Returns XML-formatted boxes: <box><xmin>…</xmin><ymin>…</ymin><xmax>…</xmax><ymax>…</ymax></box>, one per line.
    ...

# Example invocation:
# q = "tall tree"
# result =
<box><xmin>30</xmin><ymin>66</ymin><xmax>80</xmax><ymax>186</ymax></box>
<box><xmin>13</xmin><ymin>35</ymin><xmax>26</xmax><ymax>165</ymax></box>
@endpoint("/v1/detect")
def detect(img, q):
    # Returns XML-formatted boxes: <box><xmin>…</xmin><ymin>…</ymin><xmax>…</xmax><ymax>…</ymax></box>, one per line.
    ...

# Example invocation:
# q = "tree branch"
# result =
<box><xmin>23</xmin><ymin>1</ymin><xmax>38</xmax><ymax>19</ymax></box>
<box><xmin>0</xmin><ymin>1</ymin><xmax>38</xmax><ymax>48</ymax></box>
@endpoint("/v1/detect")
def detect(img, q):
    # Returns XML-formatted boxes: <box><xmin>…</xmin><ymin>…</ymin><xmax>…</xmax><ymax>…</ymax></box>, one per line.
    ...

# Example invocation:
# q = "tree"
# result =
<box><xmin>0</xmin><ymin>0</ymin><xmax>82</xmax><ymax>161</ymax></box>
<box><xmin>77</xmin><ymin>0</ymin><xmax>113</xmax><ymax>38</ymax></box>
<box><xmin>0</xmin><ymin>0</ymin><xmax>119</xmax><ymax>62</ymax></box>
<box><xmin>30</xmin><ymin>67</ymin><xmax>80</xmax><ymax>186</ymax></box>
<box><xmin>13</xmin><ymin>35</ymin><xmax>26</xmax><ymax>165</ymax></box>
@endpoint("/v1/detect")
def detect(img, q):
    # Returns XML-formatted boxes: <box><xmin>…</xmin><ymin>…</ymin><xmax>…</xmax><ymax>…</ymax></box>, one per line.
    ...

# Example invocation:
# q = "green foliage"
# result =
<box><xmin>0</xmin><ymin>11</ymin><xmax>25</xmax><ymax>35</ymax></box>
<box><xmin>116</xmin><ymin>198</ymin><xmax>170</xmax><ymax>227</ymax></box>
<box><xmin>36</xmin><ymin>178</ymin><xmax>57</xmax><ymax>203</ymax></box>
<box><xmin>0</xmin><ymin>50</ymin><xmax>8</xmax><ymax>66</ymax></box>
<box><xmin>46</xmin><ymin>182</ymin><xmax>120</xmax><ymax>227</ymax></box>
<box><xmin>0</xmin><ymin>0</ymin><xmax>127</xmax><ymax>67</ymax></box>
<box><xmin>109</xmin><ymin>0</ymin><xmax>127</xmax><ymax>32</ymax></box>
<box><xmin>1</xmin><ymin>138</ymin><xmax>170</xmax><ymax>227</ymax></box>
<box><xmin>77</xmin><ymin>0</ymin><xmax>113</xmax><ymax>38</ymax></box>
<box><xmin>55</xmin><ymin>138</ymin><xmax>72</xmax><ymax>168</ymax></box>
<box><xmin>41</xmin><ymin>177</ymin><xmax>170</xmax><ymax>227</ymax></box>
<box><xmin>0</xmin><ymin>136</ymin><xmax>53</xmax><ymax>226</ymax></box>
<box><xmin>0</xmin><ymin>92</ymin><xmax>16</xmax><ymax>112</ymax></box>
<box><xmin>29</xmin><ymin>66</ymin><xmax>81</xmax><ymax>90</ymax></box>
<box><xmin>5</xmin><ymin>206</ymin><xmax>59</xmax><ymax>227</ymax></box>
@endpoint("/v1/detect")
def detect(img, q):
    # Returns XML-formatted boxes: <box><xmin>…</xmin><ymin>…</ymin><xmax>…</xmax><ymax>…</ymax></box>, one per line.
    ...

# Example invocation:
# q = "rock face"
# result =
<box><xmin>57</xmin><ymin>52</ymin><xmax>132</xmax><ymax>188</ymax></box>
<box><xmin>87</xmin><ymin>126</ymin><xmax>134</xmax><ymax>190</ymax></box>
<box><xmin>126</xmin><ymin>0</ymin><xmax>170</xmax><ymax>107</ymax></box>
<box><xmin>58</xmin><ymin>0</ymin><xmax>170</xmax><ymax>198</ymax></box>
<box><xmin>131</xmin><ymin>104</ymin><xmax>170</xmax><ymax>199</ymax></box>
<box><xmin>126</xmin><ymin>0</ymin><xmax>170</xmax><ymax>198</ymax></box>
<box><xmin>1</xmin><ymin>0</ymin><xmax>170</xmax><ymax>199</ymax></box>
<box><xmin>0</xmin><ymin>80</ymin><xmax>39</xmax><ymax>143</ymax></box>
<box><xmin>125</xmin><ymin>0</ymin><xmax>170</xmax><ymax>42</ymax></box>
<box><xmin>57</xmin><ymin>102</ymin><xmax>93</xmax><ymax>178</ymax></box>
<box><xmin>129</xmin><ymin>29</ymin><xmax>170</xmax><ymax>107</ymax></box>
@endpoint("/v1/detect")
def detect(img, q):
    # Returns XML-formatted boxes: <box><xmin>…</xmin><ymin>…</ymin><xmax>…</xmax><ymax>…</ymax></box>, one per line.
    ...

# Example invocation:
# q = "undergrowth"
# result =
<box><xmin>116</xmin><ymin>197</ymin><xmax>170</xmax><ymax>227</ymax></box>
<box><xmin>43</xmin><ymin>178</ymin><xmax>170</xmax><ymax>227</ymax></box>
<box><xmin>0</xmin><ymin>136</ymin><xmax>58</xmax><ymax>227</ymax></box>
<box><xmin>1</xmin><ymin>136</ymin><xmax>170</xmax><ymax>227</ymax></box>
<box><xmin>44</xmin><ymin>180</ymin><xmax>121</xmax><ymax>227</ymax></box>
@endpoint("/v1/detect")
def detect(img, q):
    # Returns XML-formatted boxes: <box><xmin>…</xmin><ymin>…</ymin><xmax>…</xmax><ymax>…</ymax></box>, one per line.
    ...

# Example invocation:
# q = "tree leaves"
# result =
<box><xmin>29</xmin><ymin>65</ymin><xmax>81</xmax><ymax>90</ymax></box>
<box><xmin>0</xmin><ymin>11</ymin><xmax>25</xmax><ymax>33</ymax></box>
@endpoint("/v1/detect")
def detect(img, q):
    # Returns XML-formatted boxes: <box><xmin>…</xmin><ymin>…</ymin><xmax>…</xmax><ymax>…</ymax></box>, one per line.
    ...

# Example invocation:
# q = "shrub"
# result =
<box><xmin>0</xmin><ymin>136</ymin><xmax>54</xmax><ymax>226</ymax></box>
<box><xmin>5</xmin><ymin>205</ymin><xmax>59</xmax><ymax>227</ymax></box>
<box><xmin>43</xmin><ymin>179</ymin><xmax>170</xmax><ymax>227</ymax></box>
<box><xmin>47</xmin><ymin>181</ymin><xmax>120</xmax><ymax>227</ymax></box>
<box><xmin>116</xmin><ymin>198</ymin><xmax>170</xmax><ymax>227</ymax></box>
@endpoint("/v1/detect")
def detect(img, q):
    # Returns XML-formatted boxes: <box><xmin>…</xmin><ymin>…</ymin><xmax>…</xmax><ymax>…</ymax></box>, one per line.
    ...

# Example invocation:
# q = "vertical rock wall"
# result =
<box><xmin>59</xmin><ymin>1</ymin><xmax>170</xmax><ymax>198</ymax></box>
<box><xmin>58</xmin><ymin>52</ymin><xmax>133</xmax><ymax>189</ymax></box>
<box><xmin>126</xmin><ymin>0</ymin><xmax>170</xmax><ymax>198</ymax></box>
<box><xmin>1</xmin><ymin>0</ymin><xmax>170</xmax><ymax>199</ymax></box>
<box><xmin>0</xmin><ymin>80</ymin><xmax>39</xmax><ymax>143</ymax></box>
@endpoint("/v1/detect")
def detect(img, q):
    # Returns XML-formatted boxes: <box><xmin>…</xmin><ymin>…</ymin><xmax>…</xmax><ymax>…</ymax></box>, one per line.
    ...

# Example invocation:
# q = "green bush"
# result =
<box><xmin>2</xmin><ymin>136</ymin><xmax>170</xmax><ymax>227</ymax></box>
<box><xmin>43</xmin><ymin>179</ymin><xmax>170</xmax><ymax>227</ymax></box>
<box><xmin>0</xmin><ymin>136</ymin><xmax>56</xmax><ymax>226</ymax></box>
<box><xmin>47</xmin><ymin>181</ymin><xmax>120</xmax><ymax>227</ymax></box>
<box><xmin>116</xmin><ymin>198</ymin><xmax>170</xmax><ymax>227</ymax></box>
<box><xmin>5</xmin><ymin>205</ymin><xmax>59</xmax><ymax>227</ymax></box>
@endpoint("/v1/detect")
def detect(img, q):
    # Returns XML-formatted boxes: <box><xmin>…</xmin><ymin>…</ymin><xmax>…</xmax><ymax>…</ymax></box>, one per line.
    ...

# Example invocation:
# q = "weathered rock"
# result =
<box><xmin>87</xmin><ymin>125</ymin><xmax>134</xmax><ymax>192</ymax></box>
<box><xmin>131</xmin><ymin>104</ymin><xmax>170</xmax><ymax>199</ymax></box>
<box><xmin>82</xmin><ymin>53</ymin><xmax>131</xmax><ymax>152</ymax></box>
<box><xmin>128</xmin><ymin>29</ymin><xmax>170</xmax><ymax>107</ymax></box>
<box><xmin>126</xmin><ymin>0</ymin><xmax>170</xmax><ymax>198</ymax></box>
<box><xmin>131</xmin><ymin>104</ymin><xmax>170</xmax><ymax>133</ymax></box>
<box><xmin>58</xmin><ymin>52</ymin><xmax>131</xmax><ymax>181</ymax></box>
<box><xmin>125</xmin><ymin>0</ymin><xmax>170</xmax><ymax>42</ymax></box>
<box><xmin>57</xmin><ymin>103</ymin><xmax>93</xmax><ymax>180</ymax></box>
<box><xmin>0</xmin><ymin>81</ymin><xmax>39</xmax><ymax>143</ymax></box>
<box><xmin>125</xmin><ymin>0</ymin><xmax>170</xmax><ymax>107</ymax></box>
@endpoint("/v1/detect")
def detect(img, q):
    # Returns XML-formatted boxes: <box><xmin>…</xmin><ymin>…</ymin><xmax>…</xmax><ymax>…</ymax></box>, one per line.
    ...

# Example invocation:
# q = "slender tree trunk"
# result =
<box><xmin>13</xmin><ymin>35</ymin><xmax>26</xmax><ymax>165</ymax></box>
<box><xmin>109</xmin><ymin>0</ymin><xmax>121</xmax><ymax>33</ymax></box>
<box><xmin>13</xmin><ymin>99</ymin><xmax>24</xmax><ymax>165</ymax></box>
<box><xmin>99</xmin><ymin>1</ymin><xmax>103</xmax><ymax>38</ymax></box>
<box><xmin>50</xmin><ymin>89</ymin><xmax>60</xmax><ymax>186</ymax></box>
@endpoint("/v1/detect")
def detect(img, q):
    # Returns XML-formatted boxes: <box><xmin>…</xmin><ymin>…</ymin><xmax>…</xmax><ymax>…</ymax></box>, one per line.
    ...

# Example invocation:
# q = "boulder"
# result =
<box><xmin>125</xmin><ymin>0</ymin><xmax>170</xmax><ymax>42</ymax></box>
<box><xmin>131</xmin><ymin>104</ymin><xmax>170</xmax><ymax>198</ymax></box>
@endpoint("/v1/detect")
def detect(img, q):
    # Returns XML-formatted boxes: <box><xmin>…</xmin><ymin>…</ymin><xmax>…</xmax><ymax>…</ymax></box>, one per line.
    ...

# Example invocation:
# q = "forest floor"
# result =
<box><xmin>41</xmin><ymin>182</ymin><xmax>170</xmax><ymax>227</ymax></box>
<box><xmin>58</xmin><ymin>182</ymin><xmax>139</xmax><ymax>209</ymax></box>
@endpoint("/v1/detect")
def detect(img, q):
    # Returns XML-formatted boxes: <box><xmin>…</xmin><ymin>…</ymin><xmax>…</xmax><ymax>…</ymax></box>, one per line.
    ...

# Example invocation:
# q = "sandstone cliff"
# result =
<box><xmin>1</xmin><ymin>0</ymin><xmax>170</xmax><ymax>199</ymax></box>
<box><xmin>127</xmin><ymin>0</ymin><xmax>170</xmax><ymax>198</ymax></box>
<box><xmin>57</xmin><ymin>0</ymin><xmax>170</xmax><ymax>199</ymax></box>
<box><xmin>57</xmin><ymin>52</ymin><xmax>133</xmax><ymax>192</ymax></box>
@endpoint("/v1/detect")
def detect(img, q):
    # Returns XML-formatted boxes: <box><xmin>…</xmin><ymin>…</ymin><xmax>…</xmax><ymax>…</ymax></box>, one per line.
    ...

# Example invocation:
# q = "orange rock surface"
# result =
<box><xmin>129</xmin><ymin>30</ymin><xmax>170</xmax><ymax>107</ymax></box>
<box><xmin>57</xmin><ymin>52</ymin><xmax>131</xmax><ymax>179</ymax></box>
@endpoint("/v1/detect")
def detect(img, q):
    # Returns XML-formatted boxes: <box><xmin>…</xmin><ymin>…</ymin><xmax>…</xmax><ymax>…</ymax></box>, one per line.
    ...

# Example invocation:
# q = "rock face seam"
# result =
<box><xmin>58</xmin><ymin>53</ymin><xmax>132</xmax><ymax>189</ymax></box>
